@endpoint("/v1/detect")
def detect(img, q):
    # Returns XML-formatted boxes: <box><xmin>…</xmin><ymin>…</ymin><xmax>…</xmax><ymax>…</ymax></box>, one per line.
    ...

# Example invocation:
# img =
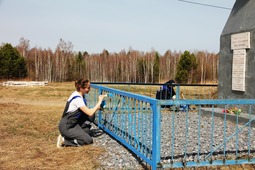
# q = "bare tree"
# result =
<box><xmin>16</xmin><ymin>37</ymin><xmax>30</xmax><ymax>58</ymax></box>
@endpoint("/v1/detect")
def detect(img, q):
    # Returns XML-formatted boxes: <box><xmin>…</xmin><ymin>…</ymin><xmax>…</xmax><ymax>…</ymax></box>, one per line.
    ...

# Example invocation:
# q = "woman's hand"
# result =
<box><xmin>97</xmin><ymin>95</ymin><xmax>107</xmax><ymax>110</ymax></box>
<box><xmin>98</xmin><ymin>94</ymin><xmax>106</xmax><ymax>102</ymax></box>
<box><xmin>80</xmin><ymin>94</ymin><xmax>107</xmax><ymax>116</ymax></box>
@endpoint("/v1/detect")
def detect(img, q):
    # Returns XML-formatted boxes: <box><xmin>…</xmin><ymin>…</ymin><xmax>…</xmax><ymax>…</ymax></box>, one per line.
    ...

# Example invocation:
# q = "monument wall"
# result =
<box><xmin>219</xmin><ymin>0</ymin><xmax>255</xmax><ymax>99</ymax></box>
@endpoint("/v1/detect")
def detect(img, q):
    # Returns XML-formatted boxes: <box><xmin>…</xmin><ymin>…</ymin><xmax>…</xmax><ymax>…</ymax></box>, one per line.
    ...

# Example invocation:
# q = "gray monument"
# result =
<box><xmin>219</xmin><ymin>0</ymin><xmax>255</xmax><ymax>100</ymax></box>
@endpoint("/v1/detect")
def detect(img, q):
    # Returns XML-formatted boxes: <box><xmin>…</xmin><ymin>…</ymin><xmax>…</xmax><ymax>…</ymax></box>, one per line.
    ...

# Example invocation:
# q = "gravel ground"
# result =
<box><xmin>91</xmin><ymin>111</ymin><xmax>255</xmax><ymax>169</ymax></box>
<box><xmin>92</xmin><ymin>129</ymin><xmax>146</xmax><ymax>170</ymax></box>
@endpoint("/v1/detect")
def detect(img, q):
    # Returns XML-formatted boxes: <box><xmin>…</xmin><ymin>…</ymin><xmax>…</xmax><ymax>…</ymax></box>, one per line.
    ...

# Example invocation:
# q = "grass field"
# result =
<box><xmin>105</xmin><ymin>84</ymin><xmax>218</xmax><ymax>100</ymax></box>
<box><xmin>0</xmin><ymin>82</ymin><xmax>105</xmax><ymax>170</ymax></box>
<box><xmin>0</xmin><ymin>82</ymin><xmax>254</xmax><ymax>170</ymax></box>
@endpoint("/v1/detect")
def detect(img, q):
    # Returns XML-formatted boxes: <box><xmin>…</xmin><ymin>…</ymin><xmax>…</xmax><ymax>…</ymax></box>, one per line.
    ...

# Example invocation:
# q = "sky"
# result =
<box><xmin>0</xmin><ymin>0</ymin><xmax>235</xmax><ymax>55</ymax></box>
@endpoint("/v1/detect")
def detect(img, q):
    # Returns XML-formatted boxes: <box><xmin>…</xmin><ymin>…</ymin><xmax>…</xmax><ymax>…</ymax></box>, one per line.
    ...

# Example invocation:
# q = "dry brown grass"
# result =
<box><xmin>0</xmin><ymin>82</ymin><xmax>105</xmax><ymax>170</ymax></box>
<box><xmin>1</xmin><ymin>82</ymin><xmax>254</xmax><ymax>170</ymax></box>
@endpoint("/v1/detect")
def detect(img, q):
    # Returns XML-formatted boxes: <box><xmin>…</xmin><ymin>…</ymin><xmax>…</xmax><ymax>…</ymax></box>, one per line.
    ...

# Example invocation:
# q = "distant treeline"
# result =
<box><xmin>0</xmin><ymin>38</ymin><xmax>218</xmax><ymax>83</ymax></box>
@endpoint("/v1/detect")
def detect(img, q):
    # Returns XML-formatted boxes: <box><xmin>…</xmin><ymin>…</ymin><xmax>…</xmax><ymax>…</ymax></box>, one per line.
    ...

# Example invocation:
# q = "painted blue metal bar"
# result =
<box><xmin>223</xmin><ymin>105</ymin><xmax>227</xmax><ymax>161</ymax></box>
<box><xmin>184</xmin><ymin>110</ymin><xmax>189</xmax><ymax>164</ymax></box>
<box><xmin>175</xmin><ymin>85</ymin><xmax>180</xmax><ymax>100</ymax></box>
<box><xmin>248</xmin><ymin>105</ymin><xmax>252</xmax><ymax>158</ymax></box>
<box><xmin>235</xmin><ymin>112</ymin><xmax>239</xmax><ymax>159</ymax></box>
<box><xmin>171</xmin><ymin>110</ymin><xmax>175</xmax><ymax>163</ymax></box>
<box><xmin>162</xmin><ymin>158</ymin><xmax>255</xmax><ymax>168</ymax></box>
<box><xmin>91</xmin><ymin>84</ymin><xmax>160</xmax><ymax>169</ymax></box>
<box><xmin>137</xmin><ymin>100</ymin><xmax>141</xmax><ymax>152</ymax></box>
<box><xmin>204</xmin><ymin>115</ymin><xmax>255</xmax><ymax>160</ymax></box>
<box><xmin>152</xmin><ymin>101</ymin><xmax>161</xmax><ymax>170</ymax></box>
<box><xmin>141</xmin><ymin>101</ymin><xmax>145</xmax><ymax>154</ymax></box>
<box><xmin>210</xmin><ymin>106</ymin><xmax>215</xmax><ymax>162</ymax></box>
<box><xmin>100</xmin><ymin>124</ymin><xmax>153</xmax><ymax>166</ymax></box>
<box><xmin>197</xmin><ymin>105</ymin><xmax>202</xmax><ymax>161</ymax></box>
<box><xmin>159</xmin><ymin>99</ymin><xmax>255</xmax><ymax>105</ymax></box>
<box><xmin>90</xmin><ymin>84</ymin><xmax>255</xmax><ymax>170</ymax></box>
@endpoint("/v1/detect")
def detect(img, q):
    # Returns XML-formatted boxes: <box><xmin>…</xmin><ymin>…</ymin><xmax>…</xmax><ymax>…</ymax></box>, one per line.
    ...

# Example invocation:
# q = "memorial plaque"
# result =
<box><xmin>231</xmin><ymin>32</ymin><xmax>250</xmax><ymax>50</ymax></box>
<box><xmin>232</xmin><ymin>49</ymin><xmax>246</xmax><ymax>91</ymax></box>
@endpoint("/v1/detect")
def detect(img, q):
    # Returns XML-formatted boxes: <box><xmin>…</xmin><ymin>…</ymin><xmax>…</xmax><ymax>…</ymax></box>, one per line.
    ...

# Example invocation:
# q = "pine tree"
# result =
<box><xmin>175</xmin><ymin>50</ymin><xmax>197</xmax><ymax>83</ymax></box>
<box><xmin>0</xmin><ymin>43</ymin><xmax>27</xmax><ymax>79</ymax></box>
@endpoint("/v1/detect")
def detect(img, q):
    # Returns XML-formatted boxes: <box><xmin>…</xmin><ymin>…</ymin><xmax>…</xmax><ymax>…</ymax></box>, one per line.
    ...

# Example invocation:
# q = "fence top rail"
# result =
<box><xmin>159</xmin><ymin>99</ymin><xmax>255</xmax><ymax>105</ymax></box>
<box><xmin>91</xmin><ymin>82</ymin><xmax>217</xmax><ymax>87</ymax></box>
<box><xmin>91</xmin><ymin>84</ymin><xmax>157</xmax><ymax>103</ymax></box>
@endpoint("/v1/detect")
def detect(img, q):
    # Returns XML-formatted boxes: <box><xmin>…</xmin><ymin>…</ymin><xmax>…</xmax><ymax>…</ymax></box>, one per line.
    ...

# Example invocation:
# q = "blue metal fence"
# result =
<box><xmin>158</xmin><ymin>99</ymin><xmax>255</xmax><ymax>169</ymax></box>
<box><xmin>88</xmin><ymin>84</ymin><xmax>161</xmax><ymax>169</ymax></box>
<box><xmin>88</xmin><ymin>83</ymin><xmax>255</xmax><ymax>170</ymax></box>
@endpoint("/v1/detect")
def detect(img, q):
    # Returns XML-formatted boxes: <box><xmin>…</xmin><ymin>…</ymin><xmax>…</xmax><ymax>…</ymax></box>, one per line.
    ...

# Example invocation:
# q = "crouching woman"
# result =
<box><xmin>57</xmin><ymin>78</ymin><xmax>105</xmax><ymax>147</ymax></box>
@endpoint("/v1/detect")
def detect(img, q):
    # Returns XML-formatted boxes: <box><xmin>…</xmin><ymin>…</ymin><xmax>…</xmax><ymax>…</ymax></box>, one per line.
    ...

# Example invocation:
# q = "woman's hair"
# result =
<box><xmin>75</xmin><ymin>78</ymin><xmax>90</xmax><ymax>91</ymax></box>
<box><xmin>165</xmin><ymin>79</ymin><xmax>175</xmax><ymax>88</ymax></box>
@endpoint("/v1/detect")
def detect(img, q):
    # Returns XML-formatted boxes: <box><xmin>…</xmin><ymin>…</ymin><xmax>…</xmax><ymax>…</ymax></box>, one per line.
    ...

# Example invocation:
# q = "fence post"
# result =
<box><xmin>152</xmin><ymin>100</ymin><xmax>161</xmax><ymax>170</ymax></box>
<box><xmin>176</xmin><ymin>85</ymin><xmax>180</xmax><ymax>100</ymax></box>
<box><xmin>98</xmin><ymin>88</ymin><xmax>103</xmax><ymax>126</ymax></box>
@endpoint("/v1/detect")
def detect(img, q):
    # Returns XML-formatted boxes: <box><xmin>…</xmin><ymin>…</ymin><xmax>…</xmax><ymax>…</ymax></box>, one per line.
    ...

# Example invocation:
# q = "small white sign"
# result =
<box><xmin>232</xmin><ymin>49</ymin><xmax>246</xmax><ymax>91</ymax></box>
<box><xmin>231</xmin><ymin>32</ymin><xmax>250</xmax><ymax>50</ymax></box>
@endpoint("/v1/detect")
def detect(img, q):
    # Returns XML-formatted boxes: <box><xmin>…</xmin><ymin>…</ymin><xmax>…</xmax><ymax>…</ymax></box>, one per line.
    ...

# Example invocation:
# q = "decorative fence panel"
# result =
<box><xmin>158</xmin><ymin>99</ymin><xmax>255</xmax><ymax>169</ymax></box>
<box><xmin>88</xmin><ymin>84</ymin><xmax>161</xmax><ymax>169</ymax></box>
<box><xmin>88</xmin><ymin>83</ymin><xmax>255</xmax><ymax>170</ymax></box>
